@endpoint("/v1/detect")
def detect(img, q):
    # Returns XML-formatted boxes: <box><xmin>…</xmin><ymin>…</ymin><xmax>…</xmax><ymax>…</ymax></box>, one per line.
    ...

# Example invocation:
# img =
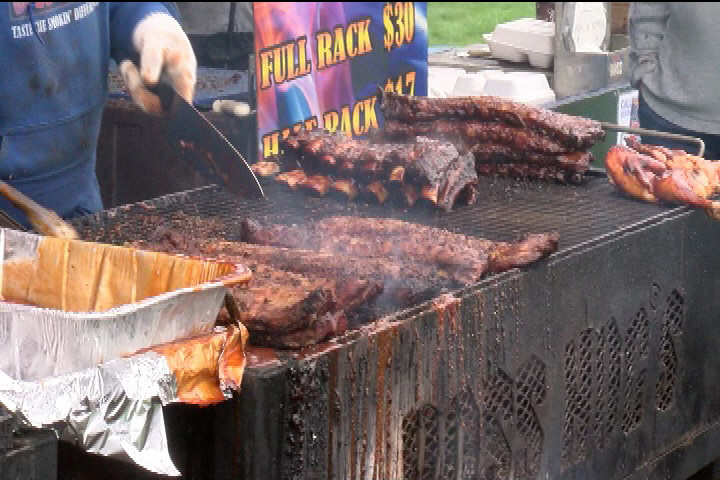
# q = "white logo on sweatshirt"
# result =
<box><xmin>9</xmin><ymin>2</ymin><xmax>98</xmax><ymax>40</ymax></box>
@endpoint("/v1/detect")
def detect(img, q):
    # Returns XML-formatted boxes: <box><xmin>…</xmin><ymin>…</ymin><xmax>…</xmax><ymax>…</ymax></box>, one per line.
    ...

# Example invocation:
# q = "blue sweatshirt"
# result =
<box><xmin>0</xmin><ymin>2</ymin><xmax>178</xmax><ymax>227</ymax></box>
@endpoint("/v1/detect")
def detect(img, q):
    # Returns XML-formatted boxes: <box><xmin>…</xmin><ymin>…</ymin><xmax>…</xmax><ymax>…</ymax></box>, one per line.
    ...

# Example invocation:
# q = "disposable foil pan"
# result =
<box><xmin>0</xmin><ymin>228</ymin><xmax>251</xmax><ymax>381</ymax></box>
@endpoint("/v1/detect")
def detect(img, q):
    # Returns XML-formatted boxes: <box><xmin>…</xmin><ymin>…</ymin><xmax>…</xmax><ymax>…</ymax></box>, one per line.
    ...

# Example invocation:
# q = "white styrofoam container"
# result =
<box><xmin>527</xmin><ymin>50</ymin><xmax>554</xmax><ymax>69</ymax></box>
<box><xmin>492</xmin><ymin>18</ymin><xmax>554</xmax><ymax>54</ymax></box>
<box><xmin>485</xmin><ymin>18</ymin><xmax>555</xmax><ymax>67</ymax></box>
<box><xmin>486</xmin><ymin>37</ymin><xmax>529</xmax><ymax>63</ymax></box>
<box><xmin>480</xmin><ymin>71</ymin><xmax>556</xmax><ymax>106</ymax></box>
<box><xmin>445</xmin><ymin>69</ymin><xmax>555</xmax><ymax>106</ymax></box>
<box><xmin>450</xmin><ymin>72</ymin><xmax>488</xmax><ymax>96</ymax></box>
<box><xmin>428</xmin><ymin>66</ymin><xmax>466</xmax><ymax>98</ymax></box>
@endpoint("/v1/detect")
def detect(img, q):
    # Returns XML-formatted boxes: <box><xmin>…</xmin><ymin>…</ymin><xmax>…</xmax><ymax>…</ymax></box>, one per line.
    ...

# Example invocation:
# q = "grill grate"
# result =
<box><xmin>72</xmin><ymin>174</ymin><xmax>680</xmax><ymax>250</ymax></box>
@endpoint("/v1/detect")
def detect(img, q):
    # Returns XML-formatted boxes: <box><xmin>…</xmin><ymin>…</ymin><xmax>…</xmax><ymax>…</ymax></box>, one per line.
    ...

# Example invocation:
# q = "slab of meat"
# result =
<box><xmin>476</xmin><ymin>162</ymin><xmax>586</xmax><ymax>185</ymax></box>
<box><xmin>378</xmin><ymin>90</ymin><xmax>605</xmax><ymax>150</ymax></box>
<box><xmin>471</xmin><ymin>145</ymin><xmax>593</xmax><ymax>173</ymax></box>
<box><xmin>275</xmin><ymin>130</ymin><xmax>478</xmax><ymax>211</ymax></box>
<box><xmin>129</xmin><ymin>228</ymin><xmax>383</xmax><ymax>349</ymax></box>
<box><xmin>241</xmin><ymin>216</ymin><xmax>559</xmax><ymax>280</ymax></box>
<box><xmin>382</xmin><ymin>119</ymin><xmax>594</xmax><ymax>153</ymax></box>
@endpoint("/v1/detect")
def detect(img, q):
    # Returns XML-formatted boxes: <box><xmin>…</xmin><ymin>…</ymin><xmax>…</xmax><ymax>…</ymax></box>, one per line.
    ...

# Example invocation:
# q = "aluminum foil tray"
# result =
<box><xmin>0</xmin><ymin>228</ymin><xmax>251</xmax><ymax>381</ymax></box>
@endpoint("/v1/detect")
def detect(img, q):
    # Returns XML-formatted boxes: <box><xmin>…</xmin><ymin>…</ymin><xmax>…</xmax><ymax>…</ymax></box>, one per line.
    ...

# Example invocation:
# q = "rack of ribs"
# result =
<box><xmin>241</xmin><ymin>216</ymin><xmax>560</xmax><ymax>280</ymax></box>
<box><xmin>375</xmin><ymin>90</ymin><xmax>604</xmax><ymax>185</ymax></box>
<box><xmin>127</xmin><ymin>215</ymin><xmax>559</xmax><ymax>349</ymax></box>
<box><xmin>382</xmin><ymin>120</ymin><xmax>596</xmax><ymax>154</ymax></box>
<box><xmin>378</xmin><ymin>90</ymin><xmax>605</xmax><ymax>149</ymax></box>
<box><xmin>128</xmin><ymin>228</ymin><xmax>383</xmax><ymax>349</ymax></box>
<box><xmin>268</xmin><ymin>130</ymin><xmax>478</xmax><ymax>211</ymax></box>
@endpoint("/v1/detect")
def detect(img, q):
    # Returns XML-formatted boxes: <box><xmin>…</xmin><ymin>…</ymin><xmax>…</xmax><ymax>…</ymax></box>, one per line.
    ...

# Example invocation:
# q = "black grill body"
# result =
<box><xmin>68</xmin><ymin>177</ymin><xmax>720</xmax><ymax>480</ymax></box>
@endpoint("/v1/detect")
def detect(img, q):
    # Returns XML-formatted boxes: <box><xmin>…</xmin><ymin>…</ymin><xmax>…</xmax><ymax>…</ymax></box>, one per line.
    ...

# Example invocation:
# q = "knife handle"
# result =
<box><xmin>147</xmin><ymin>80</ymin><xmax>177</xmax><ymax>113</ymax></box>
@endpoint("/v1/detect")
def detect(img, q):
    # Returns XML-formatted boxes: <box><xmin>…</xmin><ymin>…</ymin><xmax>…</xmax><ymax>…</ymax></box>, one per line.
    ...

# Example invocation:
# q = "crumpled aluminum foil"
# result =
<box><xmin>0</xmin><ymin>352</ymin><xmax>187</xmax><ymax>476</ymax></box>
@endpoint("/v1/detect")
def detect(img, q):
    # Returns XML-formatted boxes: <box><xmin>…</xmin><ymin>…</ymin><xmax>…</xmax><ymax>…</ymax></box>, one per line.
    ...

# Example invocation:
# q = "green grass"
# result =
<box><xmin>427</xmin><ymin>2</ymin><xmax>536</xmax><ymax>46</ymax></box>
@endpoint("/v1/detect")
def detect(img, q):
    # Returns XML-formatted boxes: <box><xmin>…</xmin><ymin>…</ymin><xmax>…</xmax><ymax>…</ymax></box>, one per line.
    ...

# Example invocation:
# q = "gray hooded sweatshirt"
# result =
<box><xmin>629</xmin><ymin>2</ymin><xmax>720</xmax><ymax>134</ymax></box>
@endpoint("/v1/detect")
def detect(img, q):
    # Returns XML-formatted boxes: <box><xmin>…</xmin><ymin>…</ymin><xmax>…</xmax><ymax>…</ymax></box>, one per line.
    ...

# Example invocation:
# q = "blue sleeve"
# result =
<box><xmin>109</xmin><ymin>2</ymin><xmax>182</xmax><ymax>65</ymax></box>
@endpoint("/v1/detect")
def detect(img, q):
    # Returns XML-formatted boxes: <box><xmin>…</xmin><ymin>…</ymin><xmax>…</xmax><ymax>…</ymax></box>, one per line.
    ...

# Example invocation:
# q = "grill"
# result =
<box><xmin>66</xmin><ymin>175</ymin><xmax>720</xmax><ymax>480</ymax></box>
<box><xmin>73</xmin><ymin>173</ymin><xmax>671</xmax><ymax>249</ymax></box>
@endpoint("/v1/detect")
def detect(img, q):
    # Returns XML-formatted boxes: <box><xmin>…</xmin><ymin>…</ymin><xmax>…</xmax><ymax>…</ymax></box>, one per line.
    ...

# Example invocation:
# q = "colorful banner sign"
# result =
<box><xmin>253</xmin><ymin>2</ymin><xmax>428</xmax><ymax>158</ymax></box>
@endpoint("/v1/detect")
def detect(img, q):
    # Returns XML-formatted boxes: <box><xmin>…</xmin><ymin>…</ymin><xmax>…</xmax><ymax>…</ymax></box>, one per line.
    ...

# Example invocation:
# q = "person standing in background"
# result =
<box><xmin>628</xmin><ymin>2</ymin><xmax>720</xmax><ymax>159</ymax></box>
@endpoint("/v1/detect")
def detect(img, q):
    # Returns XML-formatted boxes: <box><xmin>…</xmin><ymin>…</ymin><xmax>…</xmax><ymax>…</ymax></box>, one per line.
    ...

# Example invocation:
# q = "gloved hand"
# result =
<box><xmin>119</xmin><ymin>13</ymin><xmax>197</xmax><ymax>114</ymax></box>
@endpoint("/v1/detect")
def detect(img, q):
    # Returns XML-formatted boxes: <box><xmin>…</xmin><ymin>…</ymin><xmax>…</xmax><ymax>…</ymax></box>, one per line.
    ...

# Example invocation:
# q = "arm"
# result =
<box><xmin>628</xmin><ymin>2</ymin><xmax>670</xmax><ymax>89</ymax></box>
<box><xmin>109</xmin><ymin>2</ymin><xmax>196</xmax><ymax>112</ymax></box>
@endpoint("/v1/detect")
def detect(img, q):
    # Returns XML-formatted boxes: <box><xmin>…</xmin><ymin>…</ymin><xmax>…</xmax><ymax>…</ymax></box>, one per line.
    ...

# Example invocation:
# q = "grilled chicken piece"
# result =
<box><xmin>605</xmin><ymin>145</ymin><xmax>664</xmax><ymax>203</ymax></box>
<box><xmin>605</xmin><ymin>141</ymin><xmax>720</xmax><ymax>219</ymax></box>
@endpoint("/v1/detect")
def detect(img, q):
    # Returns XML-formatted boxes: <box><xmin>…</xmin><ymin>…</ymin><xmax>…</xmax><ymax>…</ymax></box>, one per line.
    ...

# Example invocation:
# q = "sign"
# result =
<box><xmin>569</xmin><ymin>2</ymin><xmax>607</xmax><ymax>53</ymax></box>
<box><xmin>616</xmin><ymin>89</ymin><xmax>638</xmax><ymax>145</ymax></box>
<box><xmin>253</xmin><ymin>2</ymin><xmax>428</xmax><ymax>159</ymax></box>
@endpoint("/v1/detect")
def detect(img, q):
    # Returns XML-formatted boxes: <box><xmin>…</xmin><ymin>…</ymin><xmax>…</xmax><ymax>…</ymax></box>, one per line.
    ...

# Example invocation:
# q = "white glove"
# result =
<box><xmin>119</xmin><ymin>13</ymin><xmax>197</xmax><ymax>114</ymax></box>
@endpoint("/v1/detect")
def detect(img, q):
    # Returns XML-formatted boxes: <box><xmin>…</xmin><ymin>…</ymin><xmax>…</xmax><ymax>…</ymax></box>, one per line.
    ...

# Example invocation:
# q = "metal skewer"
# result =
<box><xmin>600</xmin><ymin>122</ymin><xmax>706</xmax><ymax>158</ymax></box>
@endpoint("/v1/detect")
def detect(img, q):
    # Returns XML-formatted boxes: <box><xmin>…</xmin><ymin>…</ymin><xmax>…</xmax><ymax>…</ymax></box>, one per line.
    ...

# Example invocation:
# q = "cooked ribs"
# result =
<box><xmin>241</xmin><ymin>216</ymin><xmax>559</xmax><ymax>281</ymax></box>
<box><xmin>383</xmin><ymin>120</ymin><xmax>594</xmax><ymax>153</ymax></box>
<box><xmin>196</xmin><ymin>240</ymin><xmax>470</xmax><ymax>314</ymax></box>
<box><xmin>378</xmin><ymin>90</ymin><xmax>605</xmax><ymax>150</ymax></box>
<box><xmin>128</xmin><ymin>215</ymin><xmax>559</xmax><ymax>349</ymax></box>
<box><xmin>476</xmin><ymin>162</ymin><xmax>586</xmax><ymax>185</ymax></box>
<box><xmin>471</xmin><ymin>145</ymin><xmax>593</xmax><ymax>172</ymax></box>
<box><xmin>275</xmin><ymin>130</ymin><xmax>478</xmax><ymax>211</ymax></box>
<box><xmin>128</xmin><ymin>227</ymin><xmax>383</xmax><ymax>349</ymax></box>
<box><xmin>374</xmin><ymin>90</ymin><xmax>604</xmax><ymax>185</ymax></box>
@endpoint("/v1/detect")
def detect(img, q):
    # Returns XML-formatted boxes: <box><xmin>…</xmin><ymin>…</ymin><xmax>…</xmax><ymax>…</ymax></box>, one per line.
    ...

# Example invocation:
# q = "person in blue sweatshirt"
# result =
<box><xmin>0</xmin><ymin>2</ymin><xmax>197</xmax><ymax>227</ymax></box>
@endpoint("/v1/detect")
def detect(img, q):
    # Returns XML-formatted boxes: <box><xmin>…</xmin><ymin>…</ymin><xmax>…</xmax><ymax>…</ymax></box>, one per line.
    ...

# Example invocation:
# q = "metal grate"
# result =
<box><xmin>656</xmin><ymin>289</ymin><xmax>685</xmax><ymax>411</ymax></box>
<box><xmin>561</xmin><ymin>288</ymin><xmax>685</xmax><ymax>471</ymax></box>
<box><xmin>622</xmin><ymin>309</ymin><xmax>650</xmax><ymax>434</ymax></box>
<box><xmin>401</xmin><ymin>358</ymin><xmax>546</xmax><ymax>480</ymax></box>
<box><xmin>72</xmin><ymin>175</ymin><xmax>681</xmax><ymax>251</ymax></box>
<box><xmin>514</xmin><ymin>355</ymin><xmax>546</xmax><ymax>478</ymax></box>
<box><xmin>604</xmin><ymin>319</ymin><xmax>623</xmax><ymax>446</ymax></box>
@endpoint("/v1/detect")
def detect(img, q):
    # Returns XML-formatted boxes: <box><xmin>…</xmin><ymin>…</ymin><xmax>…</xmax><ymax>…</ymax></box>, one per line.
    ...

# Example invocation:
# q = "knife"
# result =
<box><xmin>153</xmin><ymin>81</ymin><xmax>265</xmax><ymax>198</ymax></box>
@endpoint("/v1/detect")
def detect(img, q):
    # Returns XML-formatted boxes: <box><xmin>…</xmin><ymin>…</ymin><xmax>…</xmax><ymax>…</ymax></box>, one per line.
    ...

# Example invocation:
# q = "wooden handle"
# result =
<box><xmin>0</xmin><ymin>181</ymin><xmax>78</xmax><ymax>239</ymax></box>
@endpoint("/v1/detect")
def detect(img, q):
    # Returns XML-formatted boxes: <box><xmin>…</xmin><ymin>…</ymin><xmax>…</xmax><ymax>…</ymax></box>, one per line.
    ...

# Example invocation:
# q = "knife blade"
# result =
<box><xmin>153</xmin><ymin>82</ymin><xmax>265</xmax><ymax>198</ymax></box>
